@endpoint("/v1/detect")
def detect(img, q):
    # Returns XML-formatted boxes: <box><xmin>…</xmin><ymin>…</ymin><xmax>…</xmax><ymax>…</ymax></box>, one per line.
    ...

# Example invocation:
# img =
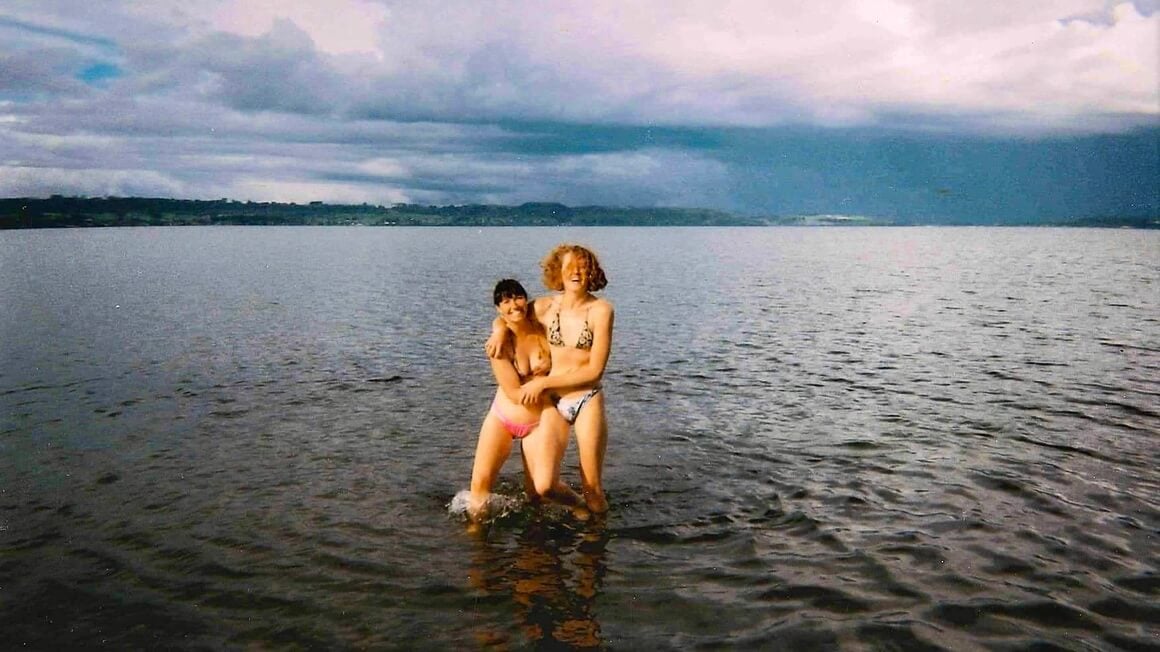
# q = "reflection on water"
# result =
<box><xmin>466</xmin><ymin>513</ymin><xmax>609</xmax><ymax>649</ymax></box>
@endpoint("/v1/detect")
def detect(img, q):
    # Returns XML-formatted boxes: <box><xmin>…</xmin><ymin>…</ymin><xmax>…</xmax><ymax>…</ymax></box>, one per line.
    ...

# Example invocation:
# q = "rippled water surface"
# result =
<box><xmin>2</xmin><ymin>226</ymin><xmax>1157</xmax><ymax>649</ymax></box>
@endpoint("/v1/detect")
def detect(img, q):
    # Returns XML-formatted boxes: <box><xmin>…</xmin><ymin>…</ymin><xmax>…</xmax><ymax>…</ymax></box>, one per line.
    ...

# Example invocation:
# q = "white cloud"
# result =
<box><xmin>1</xmin><ymin>81</ymin><xmax>728</xmax><ymax>206</ymax></box>
<box><xmin>258</xmin><ymin>0</ymin><xmax>1151</xmax><ymax>129</ymax></box>
<box><xmin>204</xmin><ymin>0</ymin><xmax>390</xmax><ymax>56</ymax></box>
<box><xmin>357</xmin><ymin>158</ymin><xmax>410</xmax><ymax>178</ymax></box>
<box><xmin>0</xmin><ymin>165</ymin><xmax>187</xmax><ymax>197</ymax></box>
<box><xmin>3</xmin><ymin>0</ymin><xmax>1155</xmax><ymax>129</ymax></box>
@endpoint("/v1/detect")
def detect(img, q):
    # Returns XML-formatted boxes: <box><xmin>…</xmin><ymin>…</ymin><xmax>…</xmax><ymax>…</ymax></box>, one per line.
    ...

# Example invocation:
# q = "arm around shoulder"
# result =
<box><xmin>484</xmin><ymin>317</ymin><xmax>510</xmax><ymax>359</ymax></box>
<box><xmin>532</xmin><ymin>295</ymin><xmax>554</xmax><ymax>324</ymax></box>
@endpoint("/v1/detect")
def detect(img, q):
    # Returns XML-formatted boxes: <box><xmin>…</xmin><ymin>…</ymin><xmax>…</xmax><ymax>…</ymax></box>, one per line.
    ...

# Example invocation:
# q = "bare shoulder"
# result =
<box><xmin>590</xmin><ymin>297</ymin><xmax>614</xmax><ymax>320</ymax></box>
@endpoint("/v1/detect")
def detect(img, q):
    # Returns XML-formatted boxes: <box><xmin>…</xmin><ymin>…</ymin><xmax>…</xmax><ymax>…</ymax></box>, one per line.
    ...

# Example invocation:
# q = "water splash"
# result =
<box><xmin>448</xmin><ymin>490</ymin><xmax>525</xmax><ymax>522</ymax></box>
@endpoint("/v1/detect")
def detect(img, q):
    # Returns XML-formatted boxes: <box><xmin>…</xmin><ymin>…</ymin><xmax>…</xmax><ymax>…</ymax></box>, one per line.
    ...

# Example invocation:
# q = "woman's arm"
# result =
<box><xmin>490</xmin><ymin>353</ymin><xmax>523</xmax><ymax>403</ymax></box>
<box><xmin>484</xmin><ymin>316</ymin><xmax>508</xmax><ymax>359</ymax></box>
<box><xmin>531</xmin><ymin>296</ymin><xmax>551</xmax><ymax>324</ymax></box>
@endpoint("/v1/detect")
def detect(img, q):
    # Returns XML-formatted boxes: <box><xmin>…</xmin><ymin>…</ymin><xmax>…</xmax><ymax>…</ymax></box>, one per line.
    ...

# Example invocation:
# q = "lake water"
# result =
<box><xmin>1</xmin><ymin>226</ymin><xmax>1157</xmax><ymax>650</ymax></box>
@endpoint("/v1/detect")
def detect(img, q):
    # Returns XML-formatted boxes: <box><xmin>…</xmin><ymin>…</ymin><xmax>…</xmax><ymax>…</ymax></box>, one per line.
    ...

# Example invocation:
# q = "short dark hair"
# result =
<box><xmin>493</xmin><ymin>278</ymin><xmax>528</xmax><ymax>305</ymax></box>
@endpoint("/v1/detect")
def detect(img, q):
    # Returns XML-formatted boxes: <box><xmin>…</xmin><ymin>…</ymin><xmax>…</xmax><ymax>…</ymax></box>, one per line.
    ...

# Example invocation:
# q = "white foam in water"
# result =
<box><xmin>447</xmin><ymin>490</ymin><xmax>524</xmax><ymax>522</ymax></box>
<box><xmin>447</xmin><ymin>490</ymin><xmax>472</xmax><ymax>516</ymax></box>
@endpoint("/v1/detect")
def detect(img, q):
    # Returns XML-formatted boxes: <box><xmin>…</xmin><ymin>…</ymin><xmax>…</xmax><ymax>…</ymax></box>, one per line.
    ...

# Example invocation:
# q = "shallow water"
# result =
<box><xmin>2</xmin><ymin>226</ymin><xmax>1157</xmax><ymax>649</ymax></box>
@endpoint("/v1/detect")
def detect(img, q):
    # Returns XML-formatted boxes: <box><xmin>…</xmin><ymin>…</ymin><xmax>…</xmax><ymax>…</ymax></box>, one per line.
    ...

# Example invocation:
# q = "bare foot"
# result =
<box><xmin>584</xmin><ymin>491</ymin><xmax>609</xmax><ymax>514</ymax></box>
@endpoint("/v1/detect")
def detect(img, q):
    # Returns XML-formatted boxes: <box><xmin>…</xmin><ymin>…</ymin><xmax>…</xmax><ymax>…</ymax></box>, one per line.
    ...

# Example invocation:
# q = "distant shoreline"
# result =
<box><xmin>1</xmin><ymin>197</ymin><xmax>1156</xmax><ymax>229</ymax></box>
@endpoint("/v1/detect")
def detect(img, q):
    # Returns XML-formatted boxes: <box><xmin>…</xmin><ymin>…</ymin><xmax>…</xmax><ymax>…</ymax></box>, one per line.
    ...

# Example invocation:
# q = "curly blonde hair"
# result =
<box><xmin>540</xmin><ymin>244</ymin><xmax>608</xmax><ymax>292</ymax></box>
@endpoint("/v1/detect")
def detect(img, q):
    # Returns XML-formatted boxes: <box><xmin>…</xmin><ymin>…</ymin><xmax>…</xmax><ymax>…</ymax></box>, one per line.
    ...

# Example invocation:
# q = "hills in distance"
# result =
<box><xmin>1</xmin><ymin>196</ymin><xmax>1155</xmax><ymax>229</ymax></box>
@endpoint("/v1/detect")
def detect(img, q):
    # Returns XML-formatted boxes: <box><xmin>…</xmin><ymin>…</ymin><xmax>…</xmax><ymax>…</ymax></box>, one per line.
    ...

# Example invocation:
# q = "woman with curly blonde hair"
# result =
<box><xmin>487</xmin><ymin>244</ymin><xmax>615</xmax><ymax>513</ymax></box>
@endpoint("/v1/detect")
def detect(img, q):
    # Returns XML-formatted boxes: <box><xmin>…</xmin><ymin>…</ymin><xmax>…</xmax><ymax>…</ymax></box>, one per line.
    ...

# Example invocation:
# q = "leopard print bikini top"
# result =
<box><xmin>547</xmin><ymin>301</ymin><xmax>594</xmax><ymax>350</ymax></box>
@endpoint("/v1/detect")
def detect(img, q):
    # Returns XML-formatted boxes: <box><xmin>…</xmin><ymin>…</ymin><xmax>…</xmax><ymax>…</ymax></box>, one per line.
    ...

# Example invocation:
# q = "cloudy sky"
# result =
<box><xmin>1</xmin><ymin>0</ymin><xmax>1157</xmax><ymax>218</ymax></box>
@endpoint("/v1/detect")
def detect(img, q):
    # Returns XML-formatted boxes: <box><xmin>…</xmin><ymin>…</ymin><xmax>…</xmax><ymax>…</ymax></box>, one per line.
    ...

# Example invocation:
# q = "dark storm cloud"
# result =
<box><xmin>0</xmin><ymin>1</ymin><xmax>1155</xmax><ymax>216</ymax></box>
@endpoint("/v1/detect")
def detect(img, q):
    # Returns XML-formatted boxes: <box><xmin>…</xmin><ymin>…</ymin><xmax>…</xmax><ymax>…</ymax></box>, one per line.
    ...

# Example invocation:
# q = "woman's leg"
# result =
<box><xmin>519</xmin><ymin>447</ymin><xmax>541</xmax><ymax>505</ymax></box>
<box><xmin>522</xmin><ymin>408</ymin><xmax>585</xmax><ymax>510</ymax></box>
<box><xmin>468</xmin><ymin>413</ymin><xmax>513</xmax><ymax>521</ymax></box>
<box><xmin>573</xmin><ymin>392</ymin><xmax>609</xmax><ymax>513</ymax></box>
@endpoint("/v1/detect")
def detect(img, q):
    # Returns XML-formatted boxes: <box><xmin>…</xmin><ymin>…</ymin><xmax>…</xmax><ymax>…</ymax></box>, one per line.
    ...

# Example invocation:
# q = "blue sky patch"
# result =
<box><xmin>77</xmin><ymin>62</ymin><xmax>122</xmax><ymax>85</ymax></box>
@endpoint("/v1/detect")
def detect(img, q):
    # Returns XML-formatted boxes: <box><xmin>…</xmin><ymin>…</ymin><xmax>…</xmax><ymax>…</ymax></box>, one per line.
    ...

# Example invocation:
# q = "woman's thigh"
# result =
<box><xmin>573</xmin><ymin>391</ymin><xmax>607</xmax><ymax>448</ymax></box>
<box><xmin>521</xmin><ymin>409</ymin><xmax>568</xmax><ymax>475</ymax></box>
<box><xmin>471</xmin><ymin>415</ymin><xmax>513</xmax><ymax>480</ymax></box>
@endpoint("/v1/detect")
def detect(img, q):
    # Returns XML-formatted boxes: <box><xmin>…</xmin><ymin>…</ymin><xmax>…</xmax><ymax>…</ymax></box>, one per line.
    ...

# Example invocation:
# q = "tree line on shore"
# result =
<box><xmin>0</xmin><ymin>196</ymin><xmax>1154</xmax><ymax>229</ymax></box>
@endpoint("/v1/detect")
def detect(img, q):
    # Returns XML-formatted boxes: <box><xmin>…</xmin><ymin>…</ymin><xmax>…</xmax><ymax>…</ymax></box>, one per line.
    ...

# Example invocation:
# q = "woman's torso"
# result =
<box><xmin>492</xmin><ymin>329</ymin><xmax>551</xmax><ymax>420</ymax></box>
<box><xmin>543</xmin><ymin>296</ymin><xmax>603</xmax><ymax>396</ymax></box>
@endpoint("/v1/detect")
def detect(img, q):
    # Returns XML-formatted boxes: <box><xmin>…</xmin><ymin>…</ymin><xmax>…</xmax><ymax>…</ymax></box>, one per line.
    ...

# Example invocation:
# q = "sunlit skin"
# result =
<box><xmin>487</xmin><ymin>247</ymin><xmax>615</xmax><ymax>513</ymax></box>
<box><xmin>469</xmin><ymin>291</ymin><xmax>586</xmax><ymax>525</ymax></box>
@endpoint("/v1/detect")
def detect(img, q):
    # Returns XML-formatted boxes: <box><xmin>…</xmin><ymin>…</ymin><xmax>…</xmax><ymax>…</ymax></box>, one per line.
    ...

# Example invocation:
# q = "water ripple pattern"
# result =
<box><xmin>1</xmin><ymin>226</ymin><xmax>1157</xmax><ymax>649</ymax></box>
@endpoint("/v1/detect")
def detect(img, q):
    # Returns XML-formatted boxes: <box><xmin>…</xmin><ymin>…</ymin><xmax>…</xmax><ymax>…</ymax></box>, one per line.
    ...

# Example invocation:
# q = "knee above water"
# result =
<box><xmin>531</xmin><ymin>473</ymin><xmax>556</xmax><ymax>498</ymax></box>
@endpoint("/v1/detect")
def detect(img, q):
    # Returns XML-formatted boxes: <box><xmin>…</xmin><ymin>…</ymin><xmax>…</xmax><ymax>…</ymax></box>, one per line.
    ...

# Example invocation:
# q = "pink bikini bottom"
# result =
<box><xmin>491</xmin><ymin>399</ymin><xmax>538</xmax><ymax>439</ymax></box>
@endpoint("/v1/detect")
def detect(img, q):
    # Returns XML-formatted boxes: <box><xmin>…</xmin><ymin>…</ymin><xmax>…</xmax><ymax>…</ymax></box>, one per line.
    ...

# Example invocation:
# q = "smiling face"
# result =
<box><xmin>560</xmin><ymin>251</ymin><xmax>591</xmax><ymax>293</ymax></box>
<box><xmin>540</xmin><ymin>244</ymin><xmax>607</xmax><ymax>293</ymax></box>
<box><xmin>495</xmin><ymin>294</ymin><xmax>528</xmax><ymax>325</ymax></box>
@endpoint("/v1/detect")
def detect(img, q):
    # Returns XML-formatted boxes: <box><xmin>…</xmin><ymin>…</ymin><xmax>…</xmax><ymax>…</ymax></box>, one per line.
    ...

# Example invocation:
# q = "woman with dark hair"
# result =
<box><xmin>468</xmin><ymin>279</ymin><xmax>586</xmax><ymax>522</ymax></box>
<box><xmin>487</xmin><ymin>245</ymin><xmax>615</xmax><ymax>513</ymax></box>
